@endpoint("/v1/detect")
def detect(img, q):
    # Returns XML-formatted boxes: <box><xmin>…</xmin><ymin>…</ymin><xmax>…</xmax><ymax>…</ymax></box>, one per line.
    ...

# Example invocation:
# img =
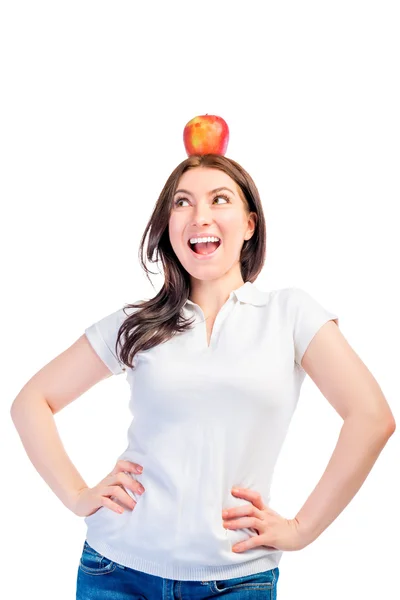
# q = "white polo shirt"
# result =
<box><xmin>83</xmin><ymin>281</ymin><xmax>339</xmax><ymax>581</ymax></box>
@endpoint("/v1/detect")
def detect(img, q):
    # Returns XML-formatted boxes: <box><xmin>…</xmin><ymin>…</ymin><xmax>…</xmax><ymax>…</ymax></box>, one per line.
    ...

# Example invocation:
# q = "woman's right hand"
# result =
<box><xmin>72</xmin><ymin>460</ymin><xmax>145</xmax><ymax>518</ymax></box>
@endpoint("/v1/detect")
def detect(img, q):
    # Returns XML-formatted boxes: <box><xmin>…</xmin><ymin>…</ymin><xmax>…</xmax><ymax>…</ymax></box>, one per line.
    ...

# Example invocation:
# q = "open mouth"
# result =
<box><xmin>187</xmin><ymin>239</ymin><xmax>222</xmax><ymax>257</ymax></box>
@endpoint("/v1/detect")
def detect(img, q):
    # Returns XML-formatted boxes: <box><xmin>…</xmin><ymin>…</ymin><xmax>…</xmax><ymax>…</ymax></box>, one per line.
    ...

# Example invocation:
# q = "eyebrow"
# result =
<box><xmin>173</xmin><ymin>186</ymin><xmax>235</xmax><ymax>196</ymax></box>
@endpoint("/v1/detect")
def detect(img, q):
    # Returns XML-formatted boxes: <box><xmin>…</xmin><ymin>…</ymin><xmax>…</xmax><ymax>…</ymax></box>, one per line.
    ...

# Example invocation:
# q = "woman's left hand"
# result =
<box><xmin>222</xmin><ymin>487</ymin><xmax>306</xmax><ymax>553</ymax></box>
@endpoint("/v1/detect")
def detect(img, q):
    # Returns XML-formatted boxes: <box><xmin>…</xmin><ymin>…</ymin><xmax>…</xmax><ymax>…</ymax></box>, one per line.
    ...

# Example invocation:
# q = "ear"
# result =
<box><xmin>246</xmin><ymin>212</ymin><xmax>257</xmax><ymax>240</ymax></box>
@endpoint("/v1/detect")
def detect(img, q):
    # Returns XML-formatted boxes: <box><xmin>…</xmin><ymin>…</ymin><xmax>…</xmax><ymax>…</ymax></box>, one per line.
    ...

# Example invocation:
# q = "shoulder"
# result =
<box><xmin>269</xmin><ymin>286</ymin><xmax>319</xmax><ymax>308</ymax></box>
<box><xmin>87</xmin><ymin>300</ymin><xmax>145</xmax><ymax>334</ymax></box>
<box><xmin>259</xmin><ymin>286</ymin><xmax>306</xmax><ymax>308</ymax></box>
<box><xmin>258</xmin><ymin>287</ymin><xmax>334</xmax><ymax>324</ymax></box>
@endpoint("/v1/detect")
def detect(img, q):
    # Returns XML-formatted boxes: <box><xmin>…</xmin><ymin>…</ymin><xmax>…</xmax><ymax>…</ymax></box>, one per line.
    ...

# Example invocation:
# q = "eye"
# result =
<box><xmin>174</xmin><ymin>194</ymin><xmax>231</xmax><ymax>207</ymax></box>
<box><xmin>174</xmin><ymin>198</ymin><xmax>189</xmax><ymax>207</ymax></box>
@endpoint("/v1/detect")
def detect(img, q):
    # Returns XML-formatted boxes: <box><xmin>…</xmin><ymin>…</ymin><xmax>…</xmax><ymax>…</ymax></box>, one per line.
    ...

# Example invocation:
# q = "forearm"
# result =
<box><xmin>294</xmin><ymin>414</ymin><xmax>394</xmax><ymax>547</ymax></box>
<box><xmin>10</xmin><ymin>392</ymin><xmax>88</xmax><ymax>512</ymax></box>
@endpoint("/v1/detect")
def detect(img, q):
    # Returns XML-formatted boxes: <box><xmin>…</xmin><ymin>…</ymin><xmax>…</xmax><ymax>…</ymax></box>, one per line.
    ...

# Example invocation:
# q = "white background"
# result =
<box><xmin>2</xmin><ymin>1</ymin><xmax>399</xmax><ymax>598</ymax></box>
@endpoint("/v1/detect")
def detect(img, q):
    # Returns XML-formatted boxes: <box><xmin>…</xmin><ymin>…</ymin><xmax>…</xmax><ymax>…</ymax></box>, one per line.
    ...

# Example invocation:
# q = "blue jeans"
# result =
<box><xmin>76</xmin><ymin>540</ymin><xmax>280</xmax><ymax>599</ymax></box>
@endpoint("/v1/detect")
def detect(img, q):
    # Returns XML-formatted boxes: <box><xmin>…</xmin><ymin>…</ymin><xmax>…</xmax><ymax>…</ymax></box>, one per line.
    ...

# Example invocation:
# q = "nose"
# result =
<box><xmin>191</xmin><ymin>203</ymin><xmax>215</xmax><ymax>226</ymax></box>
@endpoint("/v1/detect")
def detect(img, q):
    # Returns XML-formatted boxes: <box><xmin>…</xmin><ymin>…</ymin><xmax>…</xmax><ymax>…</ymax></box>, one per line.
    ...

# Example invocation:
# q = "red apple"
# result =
<box><xmin>183</xmin><ymin>114</ymin><xmax>229</xmax><ymax>156</ymax></box>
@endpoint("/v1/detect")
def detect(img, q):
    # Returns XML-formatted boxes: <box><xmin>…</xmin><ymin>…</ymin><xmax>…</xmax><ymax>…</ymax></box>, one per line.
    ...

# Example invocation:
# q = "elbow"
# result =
<box><xmin>383</xmin><ymin>417</ymin><xmax>396</xmax><ymax>437</ymax></box>
<box><xmin>347</xmin><ymin>412</ymin><xmax>396</xmax><ymax>438</ymax></box>
<box><xmin>10</xmin><ymin>399</ymin><xmax>24</xmax><ymax>422</ymax></box>
<box><xmin>10</xmin><ymin>400</ymin><xmax>19</xmax><ymax>418</ymax></box>
<box><xmin>10</xmin><ymin>393</ymin><xmax>48</xmax><ymax>421</ymax></box>
<box><xmin>371</xmin><ymin>413</ymin><xmax>396</xmax><ymax>438</ymax></box>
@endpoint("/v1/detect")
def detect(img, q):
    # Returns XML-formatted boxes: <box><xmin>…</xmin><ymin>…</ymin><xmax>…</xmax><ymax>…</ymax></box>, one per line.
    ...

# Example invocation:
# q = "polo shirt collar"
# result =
<box><xmin>184</xmin><ymin>281</ymin><xmax>268</xmax><ymax>308</ymax></box>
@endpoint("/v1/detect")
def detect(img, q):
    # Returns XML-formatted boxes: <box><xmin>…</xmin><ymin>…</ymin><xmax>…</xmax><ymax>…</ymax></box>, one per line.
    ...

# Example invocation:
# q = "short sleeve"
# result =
<box><xmin>84</xmin><ymin>307</ymin><xmax>129</xmax><ymax>376</ymax></box>
<box><xmin>290</xmin><ymin>287</ymin><xmax>339</xmax><ymax>368</ymax></box>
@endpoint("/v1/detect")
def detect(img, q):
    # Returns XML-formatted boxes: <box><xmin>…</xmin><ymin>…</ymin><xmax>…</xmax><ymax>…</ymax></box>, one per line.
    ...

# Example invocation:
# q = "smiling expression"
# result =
<box><xmin>168</xmin><ymin>167</ymin><xmax>257</xmax><ymax>280</ymax></box>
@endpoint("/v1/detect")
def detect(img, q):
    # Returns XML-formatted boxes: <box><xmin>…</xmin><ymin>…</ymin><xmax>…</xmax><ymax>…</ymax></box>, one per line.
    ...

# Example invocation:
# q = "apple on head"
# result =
<box><xmin>183</xmin><ymin>114</ymin><xmax>229</xmax><ymax>156</ymax></box>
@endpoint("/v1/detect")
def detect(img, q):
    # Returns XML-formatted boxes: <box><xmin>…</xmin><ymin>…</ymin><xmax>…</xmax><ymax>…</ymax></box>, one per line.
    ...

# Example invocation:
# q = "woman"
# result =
<box><xmin>11</xmin><ymin>153</ymin><xmax>396</xmax><ymax>599</ymax></box>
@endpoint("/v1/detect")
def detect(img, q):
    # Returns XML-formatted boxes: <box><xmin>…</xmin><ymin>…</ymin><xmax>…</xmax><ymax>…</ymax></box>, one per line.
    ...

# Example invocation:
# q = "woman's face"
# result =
<box><xmin>168</xmin><ymin>167</ymin><xmax>256</xmax><ymax>281</ymax></box>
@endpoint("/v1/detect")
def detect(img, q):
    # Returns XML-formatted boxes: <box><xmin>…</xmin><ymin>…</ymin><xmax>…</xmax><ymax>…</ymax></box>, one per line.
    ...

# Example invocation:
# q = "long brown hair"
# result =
<box><xmin>116</xmin><ymin>153</ymin><xmax>267</xmax><ymax>370</ymax></box>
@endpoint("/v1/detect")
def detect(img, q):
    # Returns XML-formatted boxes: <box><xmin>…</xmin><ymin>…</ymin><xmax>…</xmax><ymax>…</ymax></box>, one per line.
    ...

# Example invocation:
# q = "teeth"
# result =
<box><xmin>189</xmin><ymin>236</ymin><xmax>221</xmax><ymax>245</ymax></box>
